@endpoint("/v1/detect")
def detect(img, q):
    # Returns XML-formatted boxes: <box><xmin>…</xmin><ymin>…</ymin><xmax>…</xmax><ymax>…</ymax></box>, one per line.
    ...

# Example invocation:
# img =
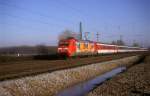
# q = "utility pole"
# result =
<box><xmin>118</xmin><ymin>25</ymin><xmax>124</xmax><ymax>45</ymax></box>
<box><xmin>79</xmin><ymin>22</ymin><xmax>82</xmax><ymax>40</ymax></box>
<box><xmin>96</xmin><ymin>32</ymin><xmax>100</xmax><ymax>42</ymax></box>
<box><xmin>120</xmin><ymin>35</ymin><xmax>122</xmax><ymax>41</ymax></box>
<box><xmin>119</xmin><ymin>35</ymin><xmax>125</xmax><ymax>45</ymax></box>
<box><xmin>84</xmin><ymin>32</ymin><xmax>90</xmax><ymax>40</ymax></box>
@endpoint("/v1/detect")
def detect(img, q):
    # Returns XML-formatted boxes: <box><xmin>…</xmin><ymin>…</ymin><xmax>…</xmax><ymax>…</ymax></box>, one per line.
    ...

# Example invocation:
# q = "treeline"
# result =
<box><xmin>0</xmin><ymin>45</ymin><xmax>57</xmax><ymax>56</ymax></box>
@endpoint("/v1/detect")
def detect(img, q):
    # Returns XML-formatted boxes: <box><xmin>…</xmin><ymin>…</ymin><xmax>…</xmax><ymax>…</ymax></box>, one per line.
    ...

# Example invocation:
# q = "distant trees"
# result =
<box><xmin>111</xmin><ymin>40</ymin><xmax>141</xmax><ymax>47</ymax></box>
<box><xmin>111</xmin><ymin>40</ymin><xmax>125</xmax><ymax>46</ymax></box>
<box><xmin>58</xmin><ymin>29</ymin><xmax>80</xmax><ymax>40</ymax></box>
<box><xmin>0</xmin><ymin>45</ymin><xmax>58</xmax><ymax>56</ymax></box>
<box><xmin>148</xmin><ymin>47</ymin><xmax>150</xmax><ymax>51</ymax></box>
<box><xmin>36</xmin><ymin>45</ymin><xmax>49</xmax><ymax>55</ymax></box>
<box><xmin>132</xmin><ymin>42</ymin><xmax>140</xmax><ymax>47</ymax></box>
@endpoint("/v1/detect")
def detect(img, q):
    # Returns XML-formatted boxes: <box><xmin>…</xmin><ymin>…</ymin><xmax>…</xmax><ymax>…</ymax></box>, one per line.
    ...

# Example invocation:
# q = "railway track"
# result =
<box><xmin>0</xmin><ymin>52</ymin><xmax>146</xmax><ymax>81</ymax></box>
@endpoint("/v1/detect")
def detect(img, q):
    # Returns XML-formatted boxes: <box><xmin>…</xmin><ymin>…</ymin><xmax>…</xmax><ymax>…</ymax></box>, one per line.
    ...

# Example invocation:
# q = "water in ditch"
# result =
<box><xmin>57</xmin><ymin>67</ymin><xmax>126</xmax><ymax>96</ymax></box>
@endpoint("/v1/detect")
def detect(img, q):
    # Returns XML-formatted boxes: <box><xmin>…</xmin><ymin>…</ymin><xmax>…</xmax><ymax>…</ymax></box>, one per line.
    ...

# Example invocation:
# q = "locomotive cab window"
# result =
<box><xmin>85</xmin><ymin>43</ymin><xmax>88</xmax><ymax>49</ymax></box>
<box><xmin>77</xmin><ymin>42</ymin><xmax>80</xmax><ymax>49</ymax></box>
<box><xmin>59</xmin><ymin>42</ymin><xmax>69</xmax><ymax>46</ymax></box>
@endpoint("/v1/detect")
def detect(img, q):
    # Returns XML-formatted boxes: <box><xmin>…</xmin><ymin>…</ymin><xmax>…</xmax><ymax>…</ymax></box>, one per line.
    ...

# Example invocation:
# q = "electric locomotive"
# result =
<box><xmin>58</xmin><ymin>37</ymin><xmax>147</xmax><ymax>57</ymax></box>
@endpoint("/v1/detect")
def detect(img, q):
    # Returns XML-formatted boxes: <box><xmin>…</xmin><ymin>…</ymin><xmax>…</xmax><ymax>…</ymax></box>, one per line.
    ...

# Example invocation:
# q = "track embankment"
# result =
<box><xmin>87</xmin><ymin>55</ymin><xmax>150</xmax><ymax>96</ymax></box>
<box><xmin>0</xmin><ymin>55</ymin><xmax>142</xmax><ymax>96</ymax></box>
<box><xmin>0</xmin><ymin>53</ymin><xmax>142</xmax><ymax>81</ymax></box>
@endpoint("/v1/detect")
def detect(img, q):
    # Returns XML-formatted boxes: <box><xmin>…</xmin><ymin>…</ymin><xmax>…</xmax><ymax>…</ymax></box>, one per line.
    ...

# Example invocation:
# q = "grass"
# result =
<box><xmin>0</xmin><ymin>55</ymin><xmax>33</xmax><ymax>63</ymax></box>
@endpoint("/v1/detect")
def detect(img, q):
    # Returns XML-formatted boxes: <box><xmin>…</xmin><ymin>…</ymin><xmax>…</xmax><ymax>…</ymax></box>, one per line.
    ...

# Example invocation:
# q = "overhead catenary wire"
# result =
<box><xmin>0</xmin><ymin>1</ymin><xmax>75</xmax><ymax>28</ymax></box>
<box><xmin>0</xmin><ymin>1</ymin><xmax>98</xmax><ymax>31</ymax></box>
<box><xmin>56</xmin><ymin>0</ymin><xmax>88</xmax><ymax>20</ymax></box>
<box><xmin>0</xmin><ymin>12</ymin><xmax>64</xmax><ymax>28</ymax></box>
<box><xmin>0</xmin><ymin>13</ymin><xmax>47</xmax><ymax>31</ymax></box>
<box><xmin>1</xmin><ymin>0</ymin><xmax>102</xmax><ymax>36</ymax></box>
<box><xmin>56</xmin><ymin>0</ymin><xmax>99</xmax><ymax>30</ymax></box>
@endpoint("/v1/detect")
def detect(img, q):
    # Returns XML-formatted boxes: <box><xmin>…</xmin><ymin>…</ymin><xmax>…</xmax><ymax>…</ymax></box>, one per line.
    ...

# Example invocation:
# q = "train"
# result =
<box><xmin>57</xmin><ymin>37</ymin><xmax>147</xmax><ymax>57</ymax></box>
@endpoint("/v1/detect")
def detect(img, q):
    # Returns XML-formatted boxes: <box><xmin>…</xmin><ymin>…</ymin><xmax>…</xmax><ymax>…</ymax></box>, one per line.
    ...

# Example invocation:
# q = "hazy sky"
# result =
<box><xmin>0</xmin><ymin>0</ymin><xmax>150</xmax><ymax>47</ymax></box>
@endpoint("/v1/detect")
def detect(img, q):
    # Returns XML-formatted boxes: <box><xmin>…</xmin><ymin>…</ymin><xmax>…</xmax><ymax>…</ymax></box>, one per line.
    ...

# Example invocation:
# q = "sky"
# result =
<box><xmin>0</xmin><ymin>0</ymin><xmax>150</xmax><ymax>47</ymax></box>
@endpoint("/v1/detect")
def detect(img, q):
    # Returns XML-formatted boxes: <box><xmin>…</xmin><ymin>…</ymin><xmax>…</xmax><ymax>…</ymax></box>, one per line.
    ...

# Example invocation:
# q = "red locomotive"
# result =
<box><xmin>58</xmin><ymin>37</ymin><xmax>147</xmax><ymax>57</ymax></box>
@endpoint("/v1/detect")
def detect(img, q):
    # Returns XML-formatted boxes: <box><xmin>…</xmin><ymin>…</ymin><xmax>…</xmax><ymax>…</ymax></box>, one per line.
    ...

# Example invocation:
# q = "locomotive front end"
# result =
<box><xmin>58</xmin><ymin>40</ymin><xmax>70</xmax><ymax>57</ymax></box>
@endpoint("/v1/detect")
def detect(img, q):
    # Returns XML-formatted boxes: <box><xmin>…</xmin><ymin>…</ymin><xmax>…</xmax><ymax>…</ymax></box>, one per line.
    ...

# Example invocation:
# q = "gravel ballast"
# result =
<box><xmin>0</xmin><ymin>55</ymin><xmax>141</xmax><ymax>96</ymax></box>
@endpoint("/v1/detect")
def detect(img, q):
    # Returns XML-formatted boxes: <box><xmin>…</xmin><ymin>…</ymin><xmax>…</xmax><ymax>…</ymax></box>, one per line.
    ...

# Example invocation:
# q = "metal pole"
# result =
<box><xmin>79</xmin><ymin>22</ymin><xmax>82</xmax><ymax>40</ymax></box>
<box><xmin>96</xmin><ymin>32</ymin><xmax>100</xmax><ymax>42</ymax></box>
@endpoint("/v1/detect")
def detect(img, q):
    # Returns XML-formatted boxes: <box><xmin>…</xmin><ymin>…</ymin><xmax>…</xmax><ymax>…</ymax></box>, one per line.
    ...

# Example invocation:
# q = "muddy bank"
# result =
<box><xmin>0</xmin><ymin>55</ymin><xmax>142</xmax><ymax>96</ymax></box>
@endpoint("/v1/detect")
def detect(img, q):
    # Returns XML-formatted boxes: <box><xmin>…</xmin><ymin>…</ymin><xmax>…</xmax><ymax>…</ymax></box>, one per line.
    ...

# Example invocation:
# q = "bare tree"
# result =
<box><xmin>111</xmin><ymin>41</ymin><xmax>116</xmax><ymax>45</ymax></box>
<box><xmin>148</xmin><ymin>47</ymin><xmax>150</xmax><ymax>51</ymax></box>
<box><xmin>36</xmin><ymin>44</ymin><xmax>49</xmax><ymax>55</ymax></box>
<box><xmin>116</xmin><ymin>40</ymin><xmax>125</xmax><ymax>45</ymax></box>
<box><xmin>111</xmin><ymin>40</ymin><xmax>125</xmax><ymax>45</ymax></box>
<box><xmin>58</xmin><ymin>29</ymin><xmax>79</xmax><ymax>40</ymax></box>
<box><xmin>132</xmin><ymin>42</ymin><xmax>140</xmax><ymax>47</ymax></box>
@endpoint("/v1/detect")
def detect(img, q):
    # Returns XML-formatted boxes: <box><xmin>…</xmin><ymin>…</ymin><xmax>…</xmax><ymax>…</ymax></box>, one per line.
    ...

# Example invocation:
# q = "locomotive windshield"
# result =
<box><xmin>59</xmin><ymin>41</ymin><xmax>69</xmax><ymax>46</ymax></box>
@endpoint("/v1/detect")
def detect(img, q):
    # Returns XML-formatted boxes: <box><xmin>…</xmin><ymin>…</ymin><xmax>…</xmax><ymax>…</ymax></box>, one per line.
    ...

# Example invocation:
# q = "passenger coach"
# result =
<box><xmin>57</xmin><ymin>37</ymin><xmax>147</xmax><ymax>57</ymax></box>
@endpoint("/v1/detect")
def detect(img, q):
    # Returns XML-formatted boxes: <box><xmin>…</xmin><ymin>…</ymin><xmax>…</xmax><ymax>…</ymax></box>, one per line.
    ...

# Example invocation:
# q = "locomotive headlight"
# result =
<box><xmin>58</xmin><ymin>48</ymin><xmax>68</xmax><ymax>52</ymax></box>
<box><xmin>64</xmin><ymin>48</ymin><xmax>68</xmax><ymax>50</ymax></box>
<box><xmin>58</xmin><ymin>48</ymin><xmax>62</xmax><ymax>50</ymax></box>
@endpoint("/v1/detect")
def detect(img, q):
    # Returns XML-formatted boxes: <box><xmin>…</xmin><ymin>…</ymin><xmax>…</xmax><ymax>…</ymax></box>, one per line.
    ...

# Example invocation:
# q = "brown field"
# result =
<box><xmin>0</xmin><ymin>52</ymin><xmax>147</xmax><ymax>81</ymax></box>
